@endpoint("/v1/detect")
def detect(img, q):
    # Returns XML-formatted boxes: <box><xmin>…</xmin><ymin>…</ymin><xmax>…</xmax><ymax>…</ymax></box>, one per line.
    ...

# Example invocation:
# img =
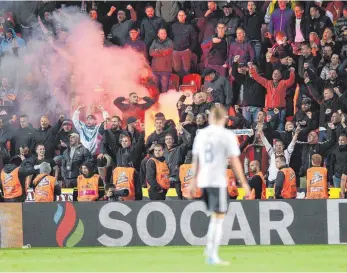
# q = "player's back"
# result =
<box><xmin>193</xmin><ymin>125</ymin><xmax>240</xmax><ymax>188</ymax></box>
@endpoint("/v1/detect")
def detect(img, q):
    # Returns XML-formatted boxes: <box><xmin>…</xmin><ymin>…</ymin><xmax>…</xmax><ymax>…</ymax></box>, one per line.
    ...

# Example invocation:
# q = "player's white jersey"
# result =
<box><xmin>192</xmin><ymin>124</ymin><xmax>241</xmax><ymax>188</ymax></box>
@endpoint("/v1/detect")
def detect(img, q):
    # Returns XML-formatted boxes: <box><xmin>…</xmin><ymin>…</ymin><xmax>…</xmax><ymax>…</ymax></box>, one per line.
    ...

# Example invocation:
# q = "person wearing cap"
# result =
<box><xmin>218</xmin><ymin>3</ymin><xmax>240</xmax><ymax>42</ymax></box>
<box><xmin>202</xmin><ymin>67</ymin><xmax>233</xmax><ymax>107</ymax></box>
<box><xmin>170</xmin><ymin>10</ymin><xmax>197</xmax><ymax>77</ymax></box>
<box><xmin>124</xmin><ymin>117</ymin><xmax>141</xmax><ymax>144</ymax></box>
<box><xmin>56</xmin><ymin>118</ymin><xmax>77</xmax><ymax>156</ymax></box>
<box><xmin>124</xmin><ymin>26</ymin><xmax>148</xmax><ymax>59</ymax></box>
<box><xmin>109</xmin><ymin>5</ymin><xmax>137</xmax><ymax>46</ymax></box>
<box><xmin>72</xmin><ymin>104</ymin><xmax>109</xmax><ymax>155</ymax></box>
<box><xmin>61</xmin><ymin>133</ymin><xmax>93</xmax><ymax>188</ymax></box>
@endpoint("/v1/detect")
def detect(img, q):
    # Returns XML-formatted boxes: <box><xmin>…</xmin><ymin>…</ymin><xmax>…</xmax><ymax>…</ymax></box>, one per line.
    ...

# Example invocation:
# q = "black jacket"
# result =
<box><xmin>99</xmin><ymin>126</ymin><xmax>123</xmax><ymax>160</ymax></box>
<box><xmin>286</xmin><ymin>15</ymin><xmax>309</xmax><ymax>43</ymax></box>
<box><xmin>61</xmin><ymin>144</ymin><xmax>93</xmax><ymax>180</ymax></box>
<box><xmin>11</xmin><ymin>126</ymin><xmax>36</xmax><ymax>156</ymax></box>
<box><xmin>170</xmin><ymin>22</ymin><xmax>197</xmax><ymax>51</ymax></box>
<box><xmin>177</xmin><ymin>95</ymin><xmax>215</xmax><ymax>120</ymax></box>
<box><xmin>243</xmin><ymin>5</ymin><xmax>268</xmax><ymax>41</ymax></box>
<box><xmin>116</xmin><ymin>132</ymin><xmax>145</xmax><ymax>170</ymax></box>
<box><xmin>140</xmin><ymin>16</ymin><xmax>165</xmax><ymax>46</ymax></box>
<box><xmin>0</xmin><ymin>161</ymin><xmax>35</xmax><ymax>202</ymax></box>
<box><xmin>205</xmin><ymin>73</ymin><xmax>233</xmax><ymax>106</ymax></box>
<box><xmin>331</xmin><ymin>144</ymin><xmax>347</xmax><ymax>178</ymax></box>
<box><xmin>308</xmin><ymin>15</ymin><xmax>333</xmax><ymax>39</ymax></box>
<box><xmin>218</xmin><ymin>13</ymin><xmax>240</xmax><ymax>40</ymax></box>
<box><xmin>56</xmin><ymin>128</ymin><xmax>78</xmax><ymax>155</ymax></box>
<box><xmin>35</xmin><ymin>121</ymin><xmax>62</xmax><ymax>159</ymax></box>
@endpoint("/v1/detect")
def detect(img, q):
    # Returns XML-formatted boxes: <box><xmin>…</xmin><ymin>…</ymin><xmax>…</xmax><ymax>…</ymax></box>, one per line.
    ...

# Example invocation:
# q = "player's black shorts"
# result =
<box><xmin>202</xmin><ymin>187</ymin><xmax>228</xmax><ymax>213</ymax></box>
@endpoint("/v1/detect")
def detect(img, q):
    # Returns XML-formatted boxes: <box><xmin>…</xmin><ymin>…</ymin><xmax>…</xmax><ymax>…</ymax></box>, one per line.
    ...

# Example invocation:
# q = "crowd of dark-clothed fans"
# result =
<box><xmin>0</xmin><ymin>0</ymin><xmax>347</xmax><ymax>203</ymax></box>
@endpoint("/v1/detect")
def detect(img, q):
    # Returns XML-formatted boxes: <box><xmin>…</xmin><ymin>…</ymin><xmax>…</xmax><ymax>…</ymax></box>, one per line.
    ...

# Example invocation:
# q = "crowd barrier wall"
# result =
<box><xmin>1</xmin><ymin>200</ymin><xmax>346</xmax><ymax>248</ymax></box>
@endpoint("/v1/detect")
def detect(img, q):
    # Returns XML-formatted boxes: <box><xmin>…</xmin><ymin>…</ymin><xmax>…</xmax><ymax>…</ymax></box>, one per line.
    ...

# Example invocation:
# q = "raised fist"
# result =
<box><xmin>289</xmin><ymin>67</ymin><xmax>295</xmax><ymax>73</ymax></box>
<box><xmin>234</xmin><ymin>55</ymin><xmax>240</xmax><ymax>63</ymax></box>
<box><xmin>110</xmin><ymin>6</ymin><xmax>116</xmax><ymax>13</ymax></box>
<box><xmin>126</xmin><ymin>5</ymin><xmax>133</xmax><ymax>10</ymax></box>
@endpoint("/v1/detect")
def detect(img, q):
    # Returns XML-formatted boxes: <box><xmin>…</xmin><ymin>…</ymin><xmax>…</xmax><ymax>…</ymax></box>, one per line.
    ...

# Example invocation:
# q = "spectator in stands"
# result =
<box><xmin>201</xmin><ymin>22</ymin><xmax>228</xmax><ymax>77</ymax></box>
<box><xmin>274</xmin><ymin>155</ymin><xmax>297</xmax><ymax>199</ymax></box>
<box><xmin>308</xmin><ymin>6</ymin><xmax>333</xmax><ymax>39</ymax></box>
<box><xmin>0</xmin><ymin>28</ymin><xmax>25</xmax><ymax>57</ymax></box>
<box><xmin>249</xmin><ymin>64</ymin><xmax>295</xmax><ymax>131</ymax></box>
<box><xmin>110</xmin><ymin>5</ymin><xmax>136</xmax><ymax>46</ymax></box>
<box><xmin>335</xmin><ymin>6</ymin><xmax>347</xmax><ymax>42</ymax></box>
<box><xmin>294</xmin><ymin>98</ymin><xmax>319</xmax><ymax>132</ymax></box>
<box><xmin>329</xmin><ymin>132</ymin><xmax>347</xmax><ymax>188</ymax></box>
<box><xmin>318</xmin><ymin>45</ymin><xmax>334</xmax><ymax>73</ymax></box>
<box><xmin>32</xmin><ymin>162</ymin><xmax>61</xmax><ymax>202</ymax></box>
<box><xmin>341</xmin><ymin>164</ymin><xmax>347</xmax><ymax>198</ymax></box>
<box><xmin>297</xmin><ymin>42</ymin><xmax>321</xmax><ymax>79</ymax></box>
<box><xmin>248</xmin><ymin>160</ymin><xmax>266</xmax><ymax>200</ymax></box>
<box><xmin>155</xmin><ymin>1</ymin><xmax>181</xmax><ymax>24</ymax></box>
<box><xmin>202</xmin><ymin>67</ymin><xmax>233</xmax><ymax>106</ymax></box>
<box><xmin>56</xmin><ymin>119</ymin><xmax>76</xmax><ymax>156</ymax></box>
<box><xmin>112</xmin><ymin>153</ymin><xmax>142</xmax><ymax>201</ymax></box>
<box><xmin>72</xmin><ymin>104</ymin><xmax>109</xmax><ymax>155</ymax></box>
<box><xmin>99</xmin><ymin>184</ymin><xmax>117</xmax><ymax>201</ymax></box>
<box><xmin>124</xmin><ymin>26</ymin><xmax>148</xmax><ymax>59</ymax></box>
<box><xmin>228</xmin><ymin>27</ymin><xmax>255</xmax><ymax>66</ymax></box>
<box><xmin>140</xmin><ymin>4</ymin><xmax>165</xmax><ymax>48</ymax></box>
<box><xmin>114</xmin><ymin>92</ymin><xmax>155</xmax><ymax>123</ymax></box>
<box><xmin>0</xmin><ymin>156</ymin><xmax>35</xmax><ymax>202</ymax></box>
<box><xmin>11</xmin><ymin>115</ymin><xmax>36</xmax><ymax>156</ymax></box>
<box><xmin>232</xmin><ymin>56</ymin><xmax>266</xmax><ymax>123</ymax></box>
<box><xmin>269</xmin><ymin>32</ymin><xmax>293</xmax><ymax>66</ymax></box>
<box><xmin>321</xmin><ymin>27</ymin><xmax>335</xmax><ymax>48</ymax></box>
<box><xmin>170</xmin><ymin>10</ymin><xmax>197</xmax><ymax>77</ymax></box>
<box><xmin>197</xmin><ymin>1</ymin><xmax>223</xmax><ymax>43</ymax></box>
<box><xmin>306</xmin><ymin>154</ymin><xmax>328</xmax><ymax>199</ymax></box>
<box><xmin>124</xmin><ymin>117</ymin><xmax>141</xmax><ymax>144</ymax></box>
<box><xmin>268</xmin><ymin>0</ymin><xmax>294</xmax><ymax>38</ymax></box>
<box><xmin>297</xmin><ymin>123</ymin><xmax>336</xmax><ymax>188</ymax></box>
<box><xmin>218</xmin><ymin>3</ymin><xmax>240</xmax><ymax>42</ymax></box>
<box><xmin>35</xmin><ymin>115</ymin><xmax>64</xmax><ymax>160</ymax></box>
<box><xmin>320</xmin><ymin>54</ymin><xmax>340</xmax><ymax>80</ymax></box>
<box><xmin>74</xmin><ymin>162</ymin><xmax>104</xmax><ymax>201</ymax></box>
<box><xmin>61</xmin><ymin>133</ymin><xmax>92</xmax><ymax>188</ymax></box>
<box><xmin>177</xmin><ymin>92</ymin><xmax>215</xmax><ymax>121</ymax></box>
<box><xmin>146</xmin><ymin>143</ymin><xmax>170</xmax><ymax>200</ymax></box>
<box><xmin>149</xmin><ymin>28</ymin><xmax>174</xmax><ymax>93</ymax></box>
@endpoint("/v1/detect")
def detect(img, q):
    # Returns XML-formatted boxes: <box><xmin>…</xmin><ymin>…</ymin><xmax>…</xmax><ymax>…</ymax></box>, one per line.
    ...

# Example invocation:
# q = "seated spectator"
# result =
<box><xmin>99</xmin><ymin>184</ymin><xmax>117</xmax><ymax>202</ymax></box>
<box><xmin>306</xmin><ymin>154</ymin><xmax>328</xmax><ymax>199</ymax></box>
<box><xmin>274</xmin><ymin>155</ymin><xmax>297</xmax><ymax>199</ymax></box>
<box><xmin>170</xmin><ymin>10</ymin><xmax>197</xmax><ymax>77</ymax></box>
<box><xmin>0</xmin><ymin>28</ymin><xmax>25</xmax><ymax>57</ymax></box>
<box><xmin>146</xmin><ymin>143</ymin><xmax>170</xmax><ymax>200</ymax></box>
<box><xmin>201</xmin><ymin>67</ymin><xmax>233</xmax><ymax>107</ymax></box>
<box><xmin>112</xmin><ymin>153</ymin><xmax>142</xmax><ymax>201</ymax></box>
<box><xmin>114</xmin><ymin>92</ymin><xmax>155</xmax><ymax>124</ymax></box>
<box><xmin>0</xmin><ymin>155</ymin><xmax>35</xmax><ymax>202</ymax></box>
<box><xmin>124</xmin><ymin>26</ymin><xmax>148</xmax><ymax>60</ymax></box>
<box><xmin>32</xmin><ymin>162</ymin><xmax>61</xmax><ymax>202</ymax></box>
<box><xmin>149</xmin><ymin>28</ymin><xmax>174</xmax><ymax>93</ymax></box>
<box><xmin>247</xmin><ymin>160</ymin><xmax>266</xmax><ymax>200</ymax></box>
<box><xmin>61</xmin><ymin>133</ymin><xmax>92</xmax><ymax>188</ymax></box>
<box><xmin>72</xmin><ymin>104</ymin><xmax>109</xmax><ymax>155</ymax></box>
<box><xmin>109</xmin><ymin>5</ymin><xmax>137</xmax><ymax>46</ymax></box>
<box><xmin>74</xmin><ymin>162</ymin><xmax>104</xmax><ymax>201</ymax></box>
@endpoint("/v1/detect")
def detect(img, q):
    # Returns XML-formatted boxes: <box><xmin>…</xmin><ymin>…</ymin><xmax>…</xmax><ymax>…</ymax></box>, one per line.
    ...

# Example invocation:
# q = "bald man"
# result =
<box><xmin>248</xmin><ymin>160</ymin><xmax>266</xmax><ymax>199</ymax></box>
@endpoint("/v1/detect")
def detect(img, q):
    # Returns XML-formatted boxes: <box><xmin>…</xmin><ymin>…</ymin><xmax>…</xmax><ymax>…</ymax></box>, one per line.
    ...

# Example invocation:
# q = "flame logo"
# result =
<box><xmin>54</xmin><ymin>203</ymin><xmax>84</xmax><ymax>247</ymax></box>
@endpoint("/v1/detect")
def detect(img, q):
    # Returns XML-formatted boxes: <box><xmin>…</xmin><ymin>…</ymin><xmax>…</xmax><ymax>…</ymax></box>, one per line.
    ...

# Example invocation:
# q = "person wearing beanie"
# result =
<box><xmin>124</xmin><ymin>117</ymin><xmax>141</xmax><ymax>144</ymax></box>
<box><xmin>73</xmin><ymin>161</ymin><xmax>104</xmax><ymax>201</ymax></box>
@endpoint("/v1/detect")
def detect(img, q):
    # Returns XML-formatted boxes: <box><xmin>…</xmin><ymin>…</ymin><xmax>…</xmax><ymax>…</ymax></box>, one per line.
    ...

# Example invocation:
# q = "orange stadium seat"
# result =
<box><xmin>182</xmin><ymin>73</ymin><xmax>202</xmax><ymax>91</ymax></box>
<box><xmin>169</xmin><ymin>73</ymin><xmax>180</xmax><ymax>90</ymax></box>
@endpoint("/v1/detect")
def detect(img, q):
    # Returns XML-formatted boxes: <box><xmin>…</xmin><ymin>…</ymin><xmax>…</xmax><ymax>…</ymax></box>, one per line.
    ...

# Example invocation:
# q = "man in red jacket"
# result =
<box><xmin>249</xmin><ymin>64</ymin><xmax>295</xmax><ymax>132</ymax></box>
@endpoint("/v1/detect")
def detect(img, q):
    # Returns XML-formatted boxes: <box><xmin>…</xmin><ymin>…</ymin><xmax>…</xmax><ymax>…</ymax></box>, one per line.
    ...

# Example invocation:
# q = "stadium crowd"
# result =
<box><xmin>0</xmin><ymin>0</ymin><xmax>347</xmax><ymax>202</ymax></box>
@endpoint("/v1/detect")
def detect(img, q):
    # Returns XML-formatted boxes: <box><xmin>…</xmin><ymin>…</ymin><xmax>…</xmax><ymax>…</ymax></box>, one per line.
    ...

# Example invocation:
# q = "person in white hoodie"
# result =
<box><xmin>72</xmin><ymin>104</ymin><xmax>109</xmax><ymax>155</ymax></box>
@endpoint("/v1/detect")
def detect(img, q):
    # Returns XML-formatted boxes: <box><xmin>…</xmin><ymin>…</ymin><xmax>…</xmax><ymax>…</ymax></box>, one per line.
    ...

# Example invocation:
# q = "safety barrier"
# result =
<box><xmin>1</xmin><ymin>200</ymin><xmax>346</xmax><ymax>248</ymax></box>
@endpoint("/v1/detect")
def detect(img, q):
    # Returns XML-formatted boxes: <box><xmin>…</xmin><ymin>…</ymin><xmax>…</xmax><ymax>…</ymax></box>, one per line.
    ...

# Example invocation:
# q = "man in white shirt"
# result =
<box><xmin>287</xmin><ymin>4</ymin><xmax>308</xmax><ymax>55</ymax></box>
<box><xmin>259</xmin><ymin>125</ymin><xmax>300</xmax><ymax>187</ymax></box>
<box><xmin>188</xmin><ymin>106</ymin><xmax>250</xmax><ymax>265</ymax></box>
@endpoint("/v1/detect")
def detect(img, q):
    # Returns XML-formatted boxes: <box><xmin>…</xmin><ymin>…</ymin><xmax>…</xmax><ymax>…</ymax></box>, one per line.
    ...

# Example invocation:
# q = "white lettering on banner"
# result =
<box><xmin>327</xmin><ymin>199</ymin><xmax>347</xmax><ymax>244</ymax></box>
<box><xmin>136</xmin><ymin>203</ymin><xmax>176</xmax><ymax>246</ymax></box>
<box><xmin>98</xmin><ymin>203</ymin><xmax>133</xmax><ymax>246</ymax></box>
<box><xmin>180</xmin><ymin>201</ymin><xmax>207</xmax><ymax>245</ymax></box>
<box><xmin>222</xmin><ymin>202</ymin><xmax>256</xmax><ymax>245</ymax></box>
<box><xmin>259</xmin><ymin>202</ymin><xmax>295</xmax><ymax>245</ymax></box>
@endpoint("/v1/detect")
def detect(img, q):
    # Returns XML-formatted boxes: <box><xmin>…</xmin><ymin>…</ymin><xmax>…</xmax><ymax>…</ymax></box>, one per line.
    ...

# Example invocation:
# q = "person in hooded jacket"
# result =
<box><xmin>0</xmin><ymin>155</ymin><xmax>35</xmax><ymax>202</ymax></box>
<box><xmin>56</xmin><ymin>119</ymin><xmax>77</xmax><ymax>156</ymax></box>
<box><xmin>0</xmin><ymin>28</ymin><xmax>25</xmax><ymax>57</ymax></box>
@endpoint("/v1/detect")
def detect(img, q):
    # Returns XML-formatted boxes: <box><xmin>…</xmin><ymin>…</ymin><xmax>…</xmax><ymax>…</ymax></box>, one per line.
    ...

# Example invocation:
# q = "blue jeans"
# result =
<box><xmin>251</xmin><ymin>40</ymin><xmax>262</xmax><ymax>65</ymax></box>
<box><xmin>267</xmin><ymin>108</ymin><xmax>286</xmax><ymax>132</ymax></box>
<box><xmin>154</xmin><ymin>72</ymin><xmax>171</xmax><ymax>93</ymax></box>
<box><xmin>333</xmin><ymin>175</ymin><xmax>341</xmax><ymax>188</ymax></box>
<box><xmin>319</xmin><ymin>130</ymin><xmax>327</xmax><ymax>142</ymax></box>
<box><xmin>242</xmin><ymin>106</ymin><xmax>261</xmax><ymax>124</ymax></box>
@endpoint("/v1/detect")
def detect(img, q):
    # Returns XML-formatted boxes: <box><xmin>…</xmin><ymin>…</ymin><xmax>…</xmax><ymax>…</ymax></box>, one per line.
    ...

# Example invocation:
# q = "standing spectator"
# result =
<box><xmin>249</xmin><ymin>64</ymin><xmax>296</xmax><ymax>131</ymax></box>
<box><xmin>268</xmin><ymin>0</ymin><xmax>294</xmax><ymax>38</ymax></box>
<box><xmin>124</xmin><ymin>26</ymin><xmax>148</xmax><ymax>59</ymax></box>
<box><xmin>232</xmin><ymin>57</ymin><xmax>266</xmax><ymax>123</ymax></box>
<box><xmin>201</xmin><ymin>23</ymin><xmax>228</xmax><ymax>77</ymax></box>
<box><xmin>330</xmin><ymin>134</ymin><xmax>347</xmax><ymax>188</ymax></box>
<box><xmin>197</xmin><ymin>1</ymin><xmax>223</xmax><ymax>43</ymax></box>
<box><xmin>56</xmin><ymin>119</ymin><xmax>76</xmax><ymax>156</ymax></box>
<box><xmin>274</xmin><ymin>155</ymin><xmax>297</xmax><ymax>199</ymax></box>
<box><xmin>243</xmin><ymin>1</ymin><xmax>269</xmax><ymax>64</ymax></box>
<box><xmin>74</xmin><ymin>162</ymin><xmax>104</xmax><ymax>201</ymax></box>
<box><xmin>218</xmin><ymin>3</ymin><xmax>240</xmax><ymax>42</ymax></box>
<box><xmin>320</xmin><ymin>54</ymin><xmax>340</xmax><ymax>80</ymax></box>
<box><xmin>124</xmin><ymin>117</ymin><xmax>141</xmax><ymax>144</ymax></box>
<box><xmin>11</xmin><ymin>115</ymin><xmax>36</xmax><ymax>156</ymax></box>
<box><xmin>114</xmin><ymin>92</ymin><xmax>155</xmax><ymax>123</ymax></box>
<box><xmin>0</xmin><ymin>156</ymin><xmax>35</xmax><ymax>202</ymax></box>
<box><xmin>170</xmin><ymin>10</ymin><xmax>197</xmax><ymax>77</ymax></box>
<box><xmin>61</xmin><ymin>133</ymin><xmax>92</xmax><ymax>188</ymax></box>
<box><xmin>228</xmin><ymin>27</ymin><xmax>255</xmax><ymax>66</ymax></box>
<box><xmin>308</xmin><ymin>6</ymin><xmax>333</xmax><ymax>39</ymax></box>
<box><xmin>335</xmin><ymin>6</ymin><xmax>347</xmax><ymax>41</ymax></box>
<box><xmin>325</xmin><ymin>1</ymin><xmax>343</xmax><ymax>24</ymax></box>
<box><xmin>110</xmin><ymin>5</ymin><xmax>137</xmax><ymax>46</ymax></box>
<box><xmin>149</xmin><ymin>28</ymin><xmax>174</xmax><ymax>93</ymax></box>
<box><xmin>286</xmin><ymin>3</ymin><xmax>309</xmax><ymax>51</ymax></box>
<box><xmin>0</xmin><ymin>28</ymin><xmax>25</xmax><ymax>57</ymax></box>
<box><xmin>32</xmin><ymin>162</ymin><xmax>61</xmax><ymax>202</ymax></box>
<box><xmin>155</xmin><ymin>1</ymin><xmax>182</xmax><ymax>24</ymax></box>
<box><xmin>146</xmin><ymin>143</ymin><xmax>170</xmax><ymax>200</ymax></box>
<box><xmin>140</xmin><ymin>4</ymin><xmax>165</xmax><ymax>48</ymax></box>
<box><xmin>72</xmin><ymin>104</ymin><xmax>109</xmax><ymax>155</ymax></box>
<box><xmin>297</xmin><ymin>42</ymin><xmax>321</xmax><ymax>79</ymax></box>
<box><xmin>202</xmin><ymin>67</ymin><xmax>233</xmax><ymax>107</ymax></box>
